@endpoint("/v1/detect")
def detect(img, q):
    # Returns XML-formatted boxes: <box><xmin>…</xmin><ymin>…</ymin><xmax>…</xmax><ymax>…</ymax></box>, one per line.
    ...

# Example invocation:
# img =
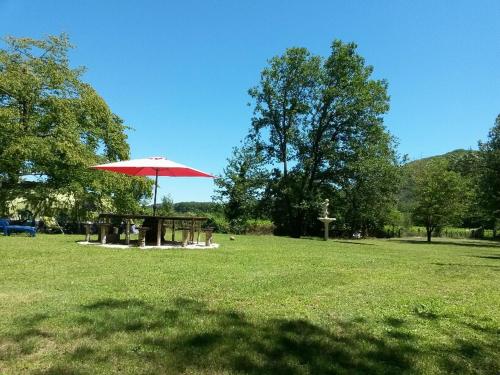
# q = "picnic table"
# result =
<box><xmin>97</xmin><ymin>213</ymin><xmax>209</xmax><ymax>246</ymax></box>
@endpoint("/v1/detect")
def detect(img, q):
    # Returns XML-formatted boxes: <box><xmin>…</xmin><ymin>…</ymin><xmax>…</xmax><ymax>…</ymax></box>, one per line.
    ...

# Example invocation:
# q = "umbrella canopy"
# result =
<box><xmin>91</xmin><ymin>156</ymin><xmax>214</xmax><ymax>215</ymax></box>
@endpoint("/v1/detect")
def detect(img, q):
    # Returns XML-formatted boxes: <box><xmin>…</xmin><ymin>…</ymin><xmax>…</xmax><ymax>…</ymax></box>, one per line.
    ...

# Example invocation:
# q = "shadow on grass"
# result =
<box><xmin>74</xmin><ymin>298</ymin><xmax>418</xmax><ymax>374</ymax></box>
<box><xmin>334</xmin><ymin>240</ymin><xmax>376</xmax><ymax>246</ymax></box>
<box><xmin>300</xmin><ymin>237</ymin><xmax>375</xmax><ymax>246</ymax></box>
<box><xmin>3</xmin><ymin>298</ymin><xmax>499</xmax><ymax>374</ymax></box>
<box><xmin>431</xmin><ymin>262</ymin><xmax>500</xmax><ymax>270</ymax></box>
<box><xmin>468</xmin><ymin>255</ymin><xmax>500</xmax><ymax>260</ymax></box>
<box><xmin>393</xmin><ymin>239</ymin><xmax>500</xmax><ymax>248</ymax></box>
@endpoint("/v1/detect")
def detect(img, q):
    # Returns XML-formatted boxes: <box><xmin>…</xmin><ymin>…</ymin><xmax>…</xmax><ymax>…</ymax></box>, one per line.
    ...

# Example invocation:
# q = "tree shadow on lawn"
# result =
<box><xmin>431</xmin><ymin>262</ymin><xmax>500</xmax><ymax>270</ymax></box>
<box><xmin>3</xmin><ymin>298</ymin><xmax>499</xmax><ymax>374</ymax></box>
<box><xmin>300</xmin><ymin>237</ymin><xmax>375</xmax><ymax>246</ymax></box>
<box><xmin>334</xmin><ymin>240</ymin><xmax>376</xmax><ymax>246</ymax></box>
<box><xmin>468</xmin><ymin>255</ymin><xmax>500</xmax><ymax>260</ymax></box>
<box><xmin>75</xmin><ymin>298</ymin><xmax>418</xmax><ymax>374</ymax></box>
<box><xmin>393</xmin><ymin>239</ymin><xmax>500</xmax><ymax>249</ymax></box>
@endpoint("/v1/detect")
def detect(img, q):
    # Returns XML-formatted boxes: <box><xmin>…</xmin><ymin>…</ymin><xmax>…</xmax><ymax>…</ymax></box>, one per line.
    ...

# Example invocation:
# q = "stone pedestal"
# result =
<box><xmin>138</xmin><ymin>227</ymin><xmax>149</xmax><ymax>248</ymax></box>
<box><xmin>318</xmin><ymin>217</ymin><xmax>336</xmax><ymax>241</ymax></box>
<box><xmin>204</xmin><ymin>227</ymin><xmax>214</xmax><ymax>246</ymax></box>
<box><xmin>98</xmin><ymin>223</ymin><xmax>112</xmax><ymax>244</ymax></box>
<box><xmin>83</xmin><ymin>223</ymin><xmax>92</xmax><ymax>242</ymax></box>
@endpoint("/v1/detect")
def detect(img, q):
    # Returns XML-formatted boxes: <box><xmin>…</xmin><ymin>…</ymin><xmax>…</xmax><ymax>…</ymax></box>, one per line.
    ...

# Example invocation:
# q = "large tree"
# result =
<box><xmin>478</xmin><ymin>114</ymin><xmax>500</xmax><ymax>236</ymax></box>
<box><xmin>0</xmin><ymin>34</ymin><xmax>151</xmax><ymax>218</ymax></box>
<box><xmin>243</xmin><ymin>40</ymin><xmax>395</xmax><ymax>237</ymax></box>
<box><xmin>410</xmin><ymin>159</ymin><xmax>467</xmax><ymax>242</ymax></box>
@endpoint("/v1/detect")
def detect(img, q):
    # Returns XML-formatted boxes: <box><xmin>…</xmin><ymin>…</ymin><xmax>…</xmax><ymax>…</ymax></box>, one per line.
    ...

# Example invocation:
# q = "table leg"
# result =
<box><xmin>84</xmin><ymin>224</ymin><xmax>91</xmax><ymax>242</ymax></box>
<box><xmin>190</xmin><ymin>219</ymin><xmax>195</xmax><ymax>243</ymax></box>
<box><xmin>182</xmin><ymin>229</ymin><xmax>189</xmax><ymax>247</ymax></box>
<box><xmin>126</xmin><ymin>219</ymin><xmax>130</xmax><ymax>245</ymax></box>
<box><xmin>156</xmin><ymin>219</ymin><xmax>163</xmax><ymax>247</ymax></box>
<box><xmin>100</xmin><ymin>225</ymin><xmax>106</xmax><ymax>244</ymax></box>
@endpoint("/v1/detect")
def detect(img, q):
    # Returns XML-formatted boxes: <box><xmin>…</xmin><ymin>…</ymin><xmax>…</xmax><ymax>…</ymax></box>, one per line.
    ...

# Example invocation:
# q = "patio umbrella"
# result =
<box><xmin>91</xmin><ymin>156</ymin><xmax>214</xmax><ymax>215</ymax></box>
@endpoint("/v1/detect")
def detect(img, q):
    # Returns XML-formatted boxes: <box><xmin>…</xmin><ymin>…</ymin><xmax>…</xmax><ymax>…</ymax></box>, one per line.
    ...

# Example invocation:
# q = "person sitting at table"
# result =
<box><xmin>119</xmin><ymin>220</ymin><xmax>139</xmax><ymax>235</ymax></box>
<box><xmin>130</xmin><ymin>223</ymin><xmax>139</xmax><ymax>234</ymax></box>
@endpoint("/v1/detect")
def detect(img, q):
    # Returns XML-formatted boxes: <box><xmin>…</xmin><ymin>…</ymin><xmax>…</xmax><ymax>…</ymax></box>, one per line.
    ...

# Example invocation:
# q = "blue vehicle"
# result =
<box><xmin>0</xmin><ymin>219</ymin><xmax>36</xmax><ymax>237</ymax></box>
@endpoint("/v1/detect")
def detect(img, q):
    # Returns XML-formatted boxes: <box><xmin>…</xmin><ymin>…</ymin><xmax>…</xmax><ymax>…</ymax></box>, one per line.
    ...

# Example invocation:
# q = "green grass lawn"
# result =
<box><xmin>0</xmin><ymin>234</ymin><xmax>498</xmax><ymax>374</ymax></box>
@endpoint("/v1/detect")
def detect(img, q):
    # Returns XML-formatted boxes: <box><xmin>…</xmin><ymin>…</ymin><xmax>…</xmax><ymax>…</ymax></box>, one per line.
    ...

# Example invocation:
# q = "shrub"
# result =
<box><xmin>245</xmin><ymin>219</ymin><xmax>275</xmax><ymax>235</ymax></box>
<box><xmin>204</xmin><ymin>214</ymin><xmax>230</xmax><ymax>233</ymax></box>
<box><xmin>229</xmin><ymin>218</ymin><xmax>248</xmax><ymax>234</ymax></box>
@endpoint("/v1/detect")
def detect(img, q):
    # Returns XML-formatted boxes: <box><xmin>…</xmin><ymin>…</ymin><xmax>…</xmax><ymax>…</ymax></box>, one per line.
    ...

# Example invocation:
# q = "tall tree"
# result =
<box><xmin>213</xmin><ymin>139</ymin><xmax>269</xmax><ymax>229</ymax></box>
<box><xmin>448</xmin><ymin>150</ymin><xmax>484</xmax><ymax>228</ymax></box>
<box><xmin>247</xmin><ymin>40</ymin><xmax>393</xmax><ymax>237</ymax></box>
<box><xmin>478</xmin><ymin>114</ymin><xmax>500</xmax><ymax>236</ymax></box>
<box><xmin>0</xmin><ymin>34</ymin><xmax>151</xmax><ymax>217</ymax></box>
<box><xmin>340</xmin><ymin>125</ymin><xmax>401</xmax><ymax>236</ymax></box>
<box><xmin>411</xmin><ymin>159</ymin><xmax>467</xmax><ymax>242</ymax></box>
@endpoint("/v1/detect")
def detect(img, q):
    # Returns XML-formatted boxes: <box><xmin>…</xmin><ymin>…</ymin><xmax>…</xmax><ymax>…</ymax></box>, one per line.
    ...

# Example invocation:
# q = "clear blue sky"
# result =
<box><xmin>1</xmin><ymin>0</ymin><xmax>499</xmax><ymax>202</ymax></box>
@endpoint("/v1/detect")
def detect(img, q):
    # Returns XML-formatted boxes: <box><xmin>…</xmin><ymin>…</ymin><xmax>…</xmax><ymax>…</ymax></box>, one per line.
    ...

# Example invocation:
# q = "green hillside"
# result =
<box><xmin>400</xmin><ymin>149</ymin><xmax>482</xmax><ymax>228</ymax></box>
<box><xmin>404</xmin><ymin>149</ymin><xmax>479</xmax><ymax>169</ymax></box>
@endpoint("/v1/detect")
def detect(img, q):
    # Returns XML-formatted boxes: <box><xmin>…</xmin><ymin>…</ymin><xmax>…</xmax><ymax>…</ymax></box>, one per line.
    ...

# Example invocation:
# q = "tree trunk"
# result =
<box><xmin>426</xmin><ymin>227</ymin><xmax>432</xmax><ymax>243</ymax></box>
<box><xmin>290</xmin><ymin>210</ymin><xmax>304</xmax><ymax>238</ymax></box>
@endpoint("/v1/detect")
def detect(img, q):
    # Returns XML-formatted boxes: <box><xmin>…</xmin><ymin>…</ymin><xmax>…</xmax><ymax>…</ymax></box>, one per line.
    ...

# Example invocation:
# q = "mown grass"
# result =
<box><xmin>0</xmin><ymin>234</ymin><xmax>498</xmax><ymax>374</ymax></box>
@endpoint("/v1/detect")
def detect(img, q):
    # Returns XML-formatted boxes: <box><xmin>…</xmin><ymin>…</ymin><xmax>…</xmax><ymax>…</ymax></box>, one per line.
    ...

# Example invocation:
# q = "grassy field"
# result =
<box><xmin>0</xmin><ymin>234</ymin><xmax>498</xmax><ymax>374</ymax></box>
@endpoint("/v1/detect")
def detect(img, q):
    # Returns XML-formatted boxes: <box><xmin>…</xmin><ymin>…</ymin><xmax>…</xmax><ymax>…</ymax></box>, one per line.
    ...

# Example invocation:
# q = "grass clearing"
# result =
<box><xmin>0</xmin><ymin>234</ymin><xmax>499</xmax><ymax>374</ymax></box>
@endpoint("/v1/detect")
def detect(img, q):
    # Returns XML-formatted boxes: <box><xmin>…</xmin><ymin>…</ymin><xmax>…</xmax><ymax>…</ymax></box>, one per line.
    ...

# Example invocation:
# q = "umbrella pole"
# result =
<box><xmin>153</xmin><ymin>169</ymin><xmax>159</xmax><ymax>216</ymax></box>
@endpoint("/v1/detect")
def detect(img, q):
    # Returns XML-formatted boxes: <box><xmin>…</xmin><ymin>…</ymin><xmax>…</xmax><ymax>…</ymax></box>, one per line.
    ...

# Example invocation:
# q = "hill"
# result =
<box><xmin>405</xmin><ymin>149</ymin><xmax>479</xmax><ymax>169</ymax></box>
<box><xmin>399</xmin><ymin>149</ymin><xmax>481</xmax><ymax>227</ymax></box>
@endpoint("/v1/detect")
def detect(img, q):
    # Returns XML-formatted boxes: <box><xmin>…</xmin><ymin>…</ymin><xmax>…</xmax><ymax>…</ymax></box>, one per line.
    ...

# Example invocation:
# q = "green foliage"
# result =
<box><xmin>203</xmin><ymin>213</ymin><xmax>230</xmax><ymax>233</ymax></box>
<box><xmin>400</xmin><ymin>149</ymin><xmax>483</xmax><ymax>229</ymax></box>
<box><xmin>220</xmin><ymin>39</ymin><xmax>397</xmax><ymax>237</ymax></box>
<box><xmin>155</xmin><ymin>195</ymin><xmax>174</xmax><ymax>216</ymax></box>
<box><xmin>410</xmin><ymin>159</ymin><xmax>468</xmax><ymax>242</ymax></box>
<box><xmin>244</xmin><ymin>219</ymin><xmax>275</xmax><ymax>235</ymax></box>
<box><xmin>339</xmin><ymin>125</ymin><xmax>401</xmax><ymax>235</ymax></box>
<box><xmin>478</xmin><ymin>114</ymin><xmax>500</xmax><ymax>234</ymax></box>
<box><xmin>213</xmin><ymin>139</ymin><xmax>269</xmax><ymax>225</ymax></box>
<box><xmin>0</xmin><ymin>34</ymin><xmax>152</xmax><ymax>218</ymax></box>
<box><xmin>173</xmin><ymin>201</ymin><xmax>223</xmax><ymax>214</ymax></box>
<box><xmin>385</xmin><ymin>225</ymin><xmax>495</xmax><ymax>239</ymax></box>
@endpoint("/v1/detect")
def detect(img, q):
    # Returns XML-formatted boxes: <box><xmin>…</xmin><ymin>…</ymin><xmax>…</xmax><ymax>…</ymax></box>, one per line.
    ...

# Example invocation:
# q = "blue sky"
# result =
<box><xmin>1</xmin><ymin>0</ymin><xmax>499</xmax><ymax>202</ymax></box>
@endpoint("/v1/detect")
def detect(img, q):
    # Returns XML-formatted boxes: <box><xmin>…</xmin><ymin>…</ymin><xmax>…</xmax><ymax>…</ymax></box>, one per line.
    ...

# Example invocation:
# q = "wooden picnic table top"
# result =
<box><xmin>98</xmin><ymin>213</ymin><xmax>208</xmax><ymax>221</ymax></box>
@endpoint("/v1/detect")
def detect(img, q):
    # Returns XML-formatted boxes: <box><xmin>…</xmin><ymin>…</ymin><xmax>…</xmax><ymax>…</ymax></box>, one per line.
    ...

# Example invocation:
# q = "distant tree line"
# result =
<box><xmin>398</xmin><ymin>117</ymin><xmax>500</xmax><ymax>242</ymax></box>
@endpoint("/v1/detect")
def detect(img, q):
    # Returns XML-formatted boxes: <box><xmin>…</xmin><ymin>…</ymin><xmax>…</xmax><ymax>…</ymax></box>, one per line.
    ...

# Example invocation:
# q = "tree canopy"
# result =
<box><xmin>213</xmin><ymin>139</ymin><xmax>269</xmax><ymax>227</ymax></box>
<box><xmin>478</xmin><ymin>114</ymin><xmax>500</xmax><ymax>232</ymax></box>
<box><xmin>217</xmin><ymin>40</ymin><xmax>399</xmax><ymax>237</ymax></box>
<box><xmin>0</xmin><ymin>34</ymin><xmax>152</xmax><ymax>219</ymax></box>
<box><xmin>409</xmin><ymin>159</ymin><xmax>467</xmax><ymax>242</ymax></box>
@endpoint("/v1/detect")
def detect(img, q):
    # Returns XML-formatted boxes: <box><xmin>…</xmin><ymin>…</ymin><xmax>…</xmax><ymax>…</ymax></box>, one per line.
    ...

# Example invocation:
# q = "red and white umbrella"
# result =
<box><xmin>91</xmin><ymin>156</ymin><xmax>214</xmax><ymax>215</ymax></box>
